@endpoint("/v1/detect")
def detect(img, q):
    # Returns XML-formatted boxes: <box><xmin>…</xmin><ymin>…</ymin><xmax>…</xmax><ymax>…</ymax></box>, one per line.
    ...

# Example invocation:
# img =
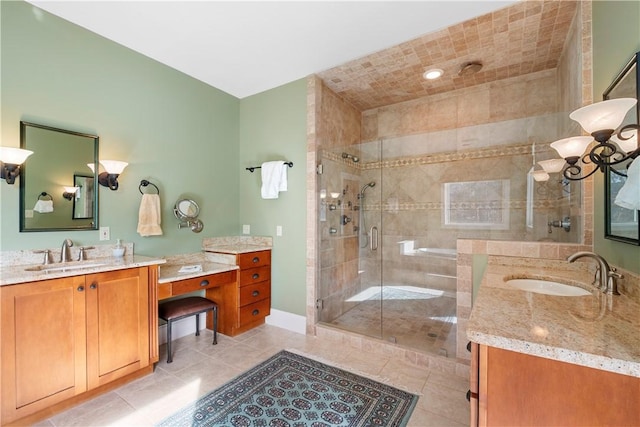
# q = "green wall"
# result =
<box><xmin>1</xmin><ymin>1</ymin><xmax>241</xmax><ymax>257</ymax></box>
<box><xmin>238</xmin><ymin>79</ymin><xmax>308</xmax><ymax>316</ymax></box>
<box><xmin>592</xmin><ymin>0</ymin><xmax>640</xmax><ymax>274</ymax></box>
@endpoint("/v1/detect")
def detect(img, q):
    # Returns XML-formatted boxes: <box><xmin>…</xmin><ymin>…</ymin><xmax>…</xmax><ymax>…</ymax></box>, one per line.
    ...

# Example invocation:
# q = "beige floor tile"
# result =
<box><xmin>42</xmin><ymin>324</ymin><xmax>469</xmax><ymax>426</ymax></box>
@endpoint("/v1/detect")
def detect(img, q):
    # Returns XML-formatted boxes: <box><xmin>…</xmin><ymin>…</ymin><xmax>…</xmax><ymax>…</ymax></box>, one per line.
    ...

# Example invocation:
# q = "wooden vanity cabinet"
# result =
<box><xmin>205</xmin><ymin>250</ymin><xmax>271</xmax><ymax>336</ymax></box>
<box><xmin>1</xmin><ymin>267</ymin><xmax>152</xmax><ymax>425</ymax></box>
<box><xmin>471</xmin><ymin>344</ymin><xmax>640</xmax><ymax>426</ymax></box>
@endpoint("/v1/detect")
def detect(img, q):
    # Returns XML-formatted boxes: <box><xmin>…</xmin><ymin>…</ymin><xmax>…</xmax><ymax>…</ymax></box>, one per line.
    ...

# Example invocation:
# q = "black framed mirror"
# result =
<box><xmin>20</xmin><ymin>122</ymin><xmax>99</xmax><ymax>232</ymax></box>
<box><xmin>603</xmin><ymin>51</ymin><xmax>639</xmax><ymax>245</ymax></box>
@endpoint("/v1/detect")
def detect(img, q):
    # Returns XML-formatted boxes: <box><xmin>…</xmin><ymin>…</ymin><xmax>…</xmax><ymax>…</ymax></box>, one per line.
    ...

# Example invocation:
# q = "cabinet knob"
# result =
<box><xmin>252</xmin><ymin>309</ymin><xmax>259</xmax><ymax>316</ymax></box>
<box><xmin>77</xmin><ymin>285</ymin><xmax>85</xmax><ymax>292</ymax></box>
<box><xmin>466</xmin><ymin>390</ymin><xmax>471</xmax><ymax>402</ymax></box>
<box><xmin>200</xmin><ymin>279</ymin><xmax>210</xmax><ymax>287</ymax></box>
<box><xmin>252</xmin><ymin>273</ymin><xmax>260</xmax><ymax>280</ymax></box>
<box><xmin>252</xmin><ymin>290</ymin><xmax>260</xmax><ymax>297</ymax></box>
<box><xmin>252</xmin><ymin>257</ymin><xmax>259</xmax><ymax>263</ymax></box>
<box><xmin>467</xmin><ymin>341</ymin><xmax>472</xmax><ymax>352</ymax></box>
<box><xmin>90</xmin><ymin>283</ymin><xmax>97</xmax><ymax>290</ymax></box>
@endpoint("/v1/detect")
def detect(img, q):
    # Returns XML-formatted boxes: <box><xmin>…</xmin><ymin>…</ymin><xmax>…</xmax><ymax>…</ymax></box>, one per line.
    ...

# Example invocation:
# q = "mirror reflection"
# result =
<box><xmin>604</xmin><ymin>52</ymin><xmax>640</xmax><ymax>245</ymax></box>
<box><xmin>20</xmin><ymin>122</ymin><xmax>99</xmax><ymax>232</ymax></box>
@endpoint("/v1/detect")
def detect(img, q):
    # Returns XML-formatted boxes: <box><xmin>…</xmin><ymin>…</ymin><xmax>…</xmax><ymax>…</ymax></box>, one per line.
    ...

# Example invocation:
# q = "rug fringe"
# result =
<box><xmin>285</xmin><ymin>348</ymin><xmax>424</xmax><ymax>396</ymax></box>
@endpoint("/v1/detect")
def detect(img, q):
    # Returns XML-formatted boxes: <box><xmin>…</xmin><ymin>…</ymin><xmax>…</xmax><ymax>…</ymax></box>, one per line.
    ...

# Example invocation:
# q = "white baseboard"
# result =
<box><xmin>266</xmin><ymin>308</ymin><xmax>306</xmax><ymax>335</ymax></box>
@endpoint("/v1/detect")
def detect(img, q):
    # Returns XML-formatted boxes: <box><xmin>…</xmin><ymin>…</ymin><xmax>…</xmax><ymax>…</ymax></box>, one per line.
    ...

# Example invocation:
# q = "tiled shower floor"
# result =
<box><xmin>329</xmin><ymin>285</ymin><xmax>457</xmax><ymax>358</ymax></box>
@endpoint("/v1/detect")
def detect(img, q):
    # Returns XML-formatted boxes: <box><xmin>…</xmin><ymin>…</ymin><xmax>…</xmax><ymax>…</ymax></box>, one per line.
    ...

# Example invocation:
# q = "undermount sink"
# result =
<box><xmin>506</xmin><ymin>278</ymin><xmax>591</xmax><ymax>297</ymax></box>
<box><xmin>24</xmin><ymin>262</ymin><xmax>106</xmax><ymax>273</ymax></box>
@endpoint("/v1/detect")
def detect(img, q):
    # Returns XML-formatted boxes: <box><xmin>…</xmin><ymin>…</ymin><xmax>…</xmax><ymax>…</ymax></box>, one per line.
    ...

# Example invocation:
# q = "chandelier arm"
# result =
<box><xmin>617</xmin><ymin>123</ymin><xmax>640</xmax><ymax>139</ymax></box>
<box><xmin>563</xmin><ymin>164</ymin><xmax>599</xmax><ymax>181</ymax></box>
<box><xmin>609</xmin><ymin>167</ymin><xmax>628</xmax><ymax>178</ymax></box>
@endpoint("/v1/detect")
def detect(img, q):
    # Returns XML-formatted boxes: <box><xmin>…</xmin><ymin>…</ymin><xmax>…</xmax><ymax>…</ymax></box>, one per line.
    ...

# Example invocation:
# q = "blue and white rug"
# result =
<box><xmin>157</xmin><ymin>350</ymin><xmax>418</xmax><ymax>426</ymax></box>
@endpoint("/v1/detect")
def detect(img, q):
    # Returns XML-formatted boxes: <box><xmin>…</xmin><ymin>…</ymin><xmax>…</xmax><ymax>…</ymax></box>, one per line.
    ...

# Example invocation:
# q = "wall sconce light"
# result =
<box><xmin>0</xmin><ymin>147</ymin><xmax>34</xmax><ymax>184</ymax></box>
<box><xmin>62</xmin><ymin>186</ymin><xmax>79</xmax><ymax>200</ymax></box>
<box><xmin>551</xmin><ymin>98</ymin><xmax>639</xmax><ymax>180</ymax></box>
<box><xmin>97</xmin><ymin>160</ymin><xmax>128</xmax><ymax>190</ymax></box>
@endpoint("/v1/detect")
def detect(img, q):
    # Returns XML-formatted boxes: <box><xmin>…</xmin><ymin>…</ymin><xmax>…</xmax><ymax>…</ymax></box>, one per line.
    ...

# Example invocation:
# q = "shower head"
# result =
<box><xmin>359</xmin><ymin>181</ymin><xmax>376</xmax><ymax>197</ymax></box>
<box><xmin>341</xmin><ymin>152</ymin><xmax>359</xmax><ymax>163</ymax></box>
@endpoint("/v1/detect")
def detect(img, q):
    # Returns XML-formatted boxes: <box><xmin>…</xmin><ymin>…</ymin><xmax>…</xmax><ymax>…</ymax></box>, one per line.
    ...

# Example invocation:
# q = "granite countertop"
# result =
<box><xmin>467</xmin><ymin>260</ymin><xmax>640</xmax><ymax>378</ymax></box>
<box><xmin>0</xmin><ymin>255</ymin><xmax>166</xmax><ymax>286</ymax></box>
<box><xmin>201</xmin><ymin>236</ymin><xmax>272</xmax><ymax>254</ymax></box>
<box><xmin>158</xmin><ymin>256</ymin><xmax>238</xmax><ymax>284</ymax></box>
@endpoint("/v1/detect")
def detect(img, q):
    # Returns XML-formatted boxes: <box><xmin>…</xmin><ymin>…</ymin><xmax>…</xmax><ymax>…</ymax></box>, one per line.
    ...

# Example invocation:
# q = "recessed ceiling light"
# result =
<box><xmin>423</xmin><ymin>68</ymin><xmax>444</xmax><ymax>80</ymax></box>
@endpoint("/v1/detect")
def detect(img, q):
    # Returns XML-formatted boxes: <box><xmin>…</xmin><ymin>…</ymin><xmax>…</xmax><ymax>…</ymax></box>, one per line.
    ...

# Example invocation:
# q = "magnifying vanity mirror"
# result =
<box><xmin>20</xmin><ymin>122</ymin><xmax>99</xmax><ymax>232</ymax></box>
<box><xmin>173</xmin><ymin>199</ymin><xmax>204</xmax><ymax>233</ymax></box>
<box><xmin>603</xmin><ymin>51</ymin><xmax>639</xmax><ymax>245</ymax></box>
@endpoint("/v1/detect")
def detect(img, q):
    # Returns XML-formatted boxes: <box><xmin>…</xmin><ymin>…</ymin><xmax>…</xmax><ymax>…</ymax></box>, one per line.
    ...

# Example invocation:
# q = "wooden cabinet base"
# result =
<box><xmin>477</xmin><ymin>345</ymin><xmax>640</xmax><ymax>426</ymax></box>
<box><xmin>2</xmin><ymin>366</ymin><xmax>153</xmax><ymax>427</ymax></box>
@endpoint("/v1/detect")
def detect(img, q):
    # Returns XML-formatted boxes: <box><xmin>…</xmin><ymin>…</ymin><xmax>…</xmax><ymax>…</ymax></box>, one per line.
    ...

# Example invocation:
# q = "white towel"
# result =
<box><xmin>615</xmin><ymin>157</ymin><xmax>640</xmax><ymax>210</ymax></box>
<box><xmin>137</xmin><ymin>194</ymin><xmax>163</xmax><ymax>236</ymax></box>
<box><xmin>261</xmin><ymin>161</ymin><xmax>288</xmax><ymax>199</ymax></box>
<box><xmin>33</xmin><ymin>200</ymin><xmax>53</xmax><ymax>213</ymax></box>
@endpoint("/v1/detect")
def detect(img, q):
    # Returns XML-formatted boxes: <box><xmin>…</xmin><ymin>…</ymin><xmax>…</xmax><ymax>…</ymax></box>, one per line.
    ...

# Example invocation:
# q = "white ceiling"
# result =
<box><xmin>28</xmin><ymin>1</ymin><xmax>518</xmax><ymax>99</ymax></box>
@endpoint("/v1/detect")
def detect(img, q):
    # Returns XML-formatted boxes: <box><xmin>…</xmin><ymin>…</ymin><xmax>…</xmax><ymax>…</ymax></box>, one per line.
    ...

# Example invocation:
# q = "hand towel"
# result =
<box><xmin>33</xmin><ymin>200</ymin><xmax>54</xmax><ymax>213</ymax></box>
<box><xmin>261</xmin><ymin>160</ymin><xmax>288</xmax><ymax>199</ymax></box>
<box><xmin>615</xmin><ymin>157</ymin><xmax>640</xmax><ymax>210</ymax></box>
<box><xmin>137</xmin><ymin>193</ymin><xmax>163</xmax><ymax>236</ymax></box>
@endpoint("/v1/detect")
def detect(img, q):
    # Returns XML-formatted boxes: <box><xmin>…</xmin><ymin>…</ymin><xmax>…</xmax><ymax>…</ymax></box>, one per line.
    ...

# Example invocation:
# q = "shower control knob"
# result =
<box><xmin>341</xmin><ymin>215</ymin><xmax>352</xmax><ymax>225</ymax></box>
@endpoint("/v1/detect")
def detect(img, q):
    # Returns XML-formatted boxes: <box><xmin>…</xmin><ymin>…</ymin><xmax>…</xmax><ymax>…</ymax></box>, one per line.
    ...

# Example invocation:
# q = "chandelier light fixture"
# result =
<box><xmin>550</xmin><ymin>98</ymin><xmax>639</xmax><ymax>181</ymax></box>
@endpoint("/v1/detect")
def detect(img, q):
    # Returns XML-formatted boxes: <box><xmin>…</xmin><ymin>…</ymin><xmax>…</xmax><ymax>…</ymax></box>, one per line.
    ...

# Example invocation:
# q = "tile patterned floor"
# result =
<box><xmin>330</xmin><ymin>287</ymin><xmax>457</xmax><ymax>358</ymax></box>
<box><xmin>36</xmin><ymin>325</ymin><xmax>469</xmax><ymax>426</ymax></box>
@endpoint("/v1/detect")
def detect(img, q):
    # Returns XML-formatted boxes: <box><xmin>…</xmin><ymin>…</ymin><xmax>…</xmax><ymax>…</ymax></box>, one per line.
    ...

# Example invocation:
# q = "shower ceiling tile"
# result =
<box><xmin>318</xmin><ymin>0</ymin><xmax>578</xmax><ymax>111</ymax></box>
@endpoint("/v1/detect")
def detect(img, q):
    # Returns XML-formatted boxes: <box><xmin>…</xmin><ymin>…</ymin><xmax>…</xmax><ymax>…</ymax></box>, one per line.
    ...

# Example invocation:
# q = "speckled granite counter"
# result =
<box><xmin>202</xmin><ymin>236</ymin><xmax>272</xmax><ymax>254</ymax></box>
<box><xmin>0</xmin><ymin>243</ymin><xmax>165</xmax><ymax>286</ymax></box>
<box><xmin>467</xmin><ymin>257</ymin><xmax>640</xmax><ymax>377</ymax></box>
<box><xmin>157</xmin><ymin>252</ymin><xmax>238</xmax><ymax>284</ymax></box>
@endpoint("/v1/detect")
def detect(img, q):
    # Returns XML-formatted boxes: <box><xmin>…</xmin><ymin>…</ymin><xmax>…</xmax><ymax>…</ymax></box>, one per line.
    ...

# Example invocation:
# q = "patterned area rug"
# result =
<box><xmin>157</xmin><ymin>350</ymin><xmax>418</xmax><ymax>426</ymax></box>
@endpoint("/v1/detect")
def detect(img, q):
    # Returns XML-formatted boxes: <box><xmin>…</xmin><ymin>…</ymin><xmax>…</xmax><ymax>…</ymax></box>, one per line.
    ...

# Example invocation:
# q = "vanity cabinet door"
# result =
<box><xmin>85</xmin><ymin>267</ymin><xmax>149</xmax><ymax>389</ymax></box>
<box><xmin>1</xmin><ymin>276</ymin><xmax>87</xmax><ymax>424</ymax></box>
<box><xmin>478</xmin><ymin>345</ymin><xmax>640</xmax><ymax>426</ymax></box>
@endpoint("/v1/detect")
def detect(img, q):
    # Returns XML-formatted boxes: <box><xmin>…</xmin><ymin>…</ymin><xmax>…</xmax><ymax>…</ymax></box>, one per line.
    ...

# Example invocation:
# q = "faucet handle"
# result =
<box><xmin>607</xmin><ymin>268</ymin><xmax>623</xmax><ymax>295</ymax></box>
<box><xmin>33</xmin><ymin>249</ymin><xmax>51</xmax><ymax>265</ymax></box>
<box><xmin>77</xmin><ymin>246</ymin><xmax>95</xmax><ymax>261</ymax></box>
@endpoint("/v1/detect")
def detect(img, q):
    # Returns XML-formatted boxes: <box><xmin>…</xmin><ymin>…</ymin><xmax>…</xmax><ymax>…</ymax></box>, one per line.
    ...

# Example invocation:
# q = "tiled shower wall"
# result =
<box><xmin>307</xmin><ymin>1</ymin><xmax>592</xmax><ymax>369</ymax></box>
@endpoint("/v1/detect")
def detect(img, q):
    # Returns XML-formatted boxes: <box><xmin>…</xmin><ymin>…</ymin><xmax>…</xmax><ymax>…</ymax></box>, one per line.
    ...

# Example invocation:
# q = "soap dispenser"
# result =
<box><xmin>113</xmin><ymin>239</ymin><xmax>125</xmax><ymax>257</ymax></box>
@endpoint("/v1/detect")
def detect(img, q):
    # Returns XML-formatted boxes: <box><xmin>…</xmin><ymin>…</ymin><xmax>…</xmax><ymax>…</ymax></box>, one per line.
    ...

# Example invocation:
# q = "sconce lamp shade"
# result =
<box><xmin>87</xmin><ymin>163</ymin><xmax>95</xmax><ymax>173</ymax></box>
<box><xmin>532</xmin><ymin>170</ymin><xmax>550</xmax><ymax>182</ymax></box>
<box><xmin>99</xmin><ymin>160</ymin><xmax>128</xmax><ymax>174</ymax></box>
<box><xmin>550</xmin><ymin>136</ymin><xmax>593</xmax><ymax>159</ymax></box>
<box><xmin>538</xmin><ymin>158</ymin><xmax>567</xmax><ymax>173</ymax></box>
<box><xmin>569</xmin><ymin>98</ymin><xmax>637</xmax><ymax>134</ymax></box>
<box><xmin>0</xmin><ymin>147</ymin><xmax>34</xmax><ymax>164</ymax></box>
<box><xmin>610</xmin><ymin>128</ymin><xmax>638</xmax><ymax>153</ymax></box>
<box><xmin>0</xmin><ymin>147</ymin><xmax>33</xmax><ymax>184</ymax></box>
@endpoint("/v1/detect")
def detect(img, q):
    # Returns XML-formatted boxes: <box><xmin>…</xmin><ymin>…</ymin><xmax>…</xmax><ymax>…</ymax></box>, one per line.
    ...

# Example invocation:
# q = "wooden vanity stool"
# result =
<box><xmin>158</xmin><ymin>296</ymin><xmax>218</xmax><ymax>363</ymax></box>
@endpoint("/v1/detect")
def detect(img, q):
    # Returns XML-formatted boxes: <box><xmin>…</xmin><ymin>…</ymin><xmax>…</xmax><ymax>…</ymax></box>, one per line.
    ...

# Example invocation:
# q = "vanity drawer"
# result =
<box><xmin>237</xmin><ymin>250</ymin><xmax>271</xmax><ymax>269</ymax></box>
<box><xmin>239</xmin><ymin>266</ymin><xmax>270</xmax><ymax>287</ymax></box>
<box><xmin>239</xmin><ymin>281</ymin><xmax>271</xmax><ymax>307</ymax></box>
<box><xmin>171</xmin><ymin>270</ymin><xmax>236</xmax><ymax>295</ymax></box>
<box><xmin>239</xmin><ymin>298</ymin><xmax>270</xmax><ymax>327</ymax></box>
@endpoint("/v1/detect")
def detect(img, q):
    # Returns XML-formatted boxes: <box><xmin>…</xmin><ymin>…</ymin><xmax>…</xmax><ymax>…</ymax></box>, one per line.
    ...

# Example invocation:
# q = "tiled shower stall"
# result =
<box><xmin>308</xmin><ymin>0</ymin><xmax>590</xmax><ymax>363</ymax></box>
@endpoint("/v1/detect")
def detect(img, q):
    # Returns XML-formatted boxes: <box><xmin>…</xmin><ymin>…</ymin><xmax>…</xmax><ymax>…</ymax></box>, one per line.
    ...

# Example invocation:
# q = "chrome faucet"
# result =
<box><xmin>567</xmin><ymin>251</ymin><xmax>622</xmax><ymax>295</ymax></box>
<box><xmin>60</xmin><ymin>238</ymin><xmax>74</xmax><ymax>263</ymax></box>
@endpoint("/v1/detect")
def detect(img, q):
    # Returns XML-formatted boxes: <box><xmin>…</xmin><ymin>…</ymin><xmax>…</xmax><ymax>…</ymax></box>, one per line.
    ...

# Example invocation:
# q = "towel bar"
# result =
<box><xmin>246</xmin><ymin>161</ymin><xmax>293</xmax><ymax>173</ymax></box>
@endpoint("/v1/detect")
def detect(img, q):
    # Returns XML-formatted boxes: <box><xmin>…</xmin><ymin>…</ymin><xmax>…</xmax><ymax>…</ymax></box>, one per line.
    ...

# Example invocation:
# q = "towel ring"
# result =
<box><xmin>139</xmin><ymin>180</ymin><xmax>160</xmax><ymax>195</ymax></box>
<box><xmin>38</xmin><ymin>192</ymin><xmax>53</xmax><ymax>201</ymax></box>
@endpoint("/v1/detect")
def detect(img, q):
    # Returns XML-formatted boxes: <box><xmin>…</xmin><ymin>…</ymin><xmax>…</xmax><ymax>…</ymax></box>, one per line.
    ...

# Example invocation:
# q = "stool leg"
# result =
<box><xmin>195</xmin><ymin>313</ymin><xmax>200</xmax><ymax>337</ymax></box>
<box><xmin>166</xmin><ymin>320</ymin><xmax>173</xmax><ymax>364</ymax></box>
<box><xmin>213</xmin><ymin>306</ymin><xmax>218</xmax><ymax>345</ymax></box>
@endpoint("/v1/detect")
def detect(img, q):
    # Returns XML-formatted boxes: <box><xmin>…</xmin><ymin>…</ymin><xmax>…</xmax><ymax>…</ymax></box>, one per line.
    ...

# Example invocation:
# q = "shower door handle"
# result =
<box><xmin>370</xmin><ymin>226</ymin><xmax>378</xmax><ymax>251</ymax></box>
